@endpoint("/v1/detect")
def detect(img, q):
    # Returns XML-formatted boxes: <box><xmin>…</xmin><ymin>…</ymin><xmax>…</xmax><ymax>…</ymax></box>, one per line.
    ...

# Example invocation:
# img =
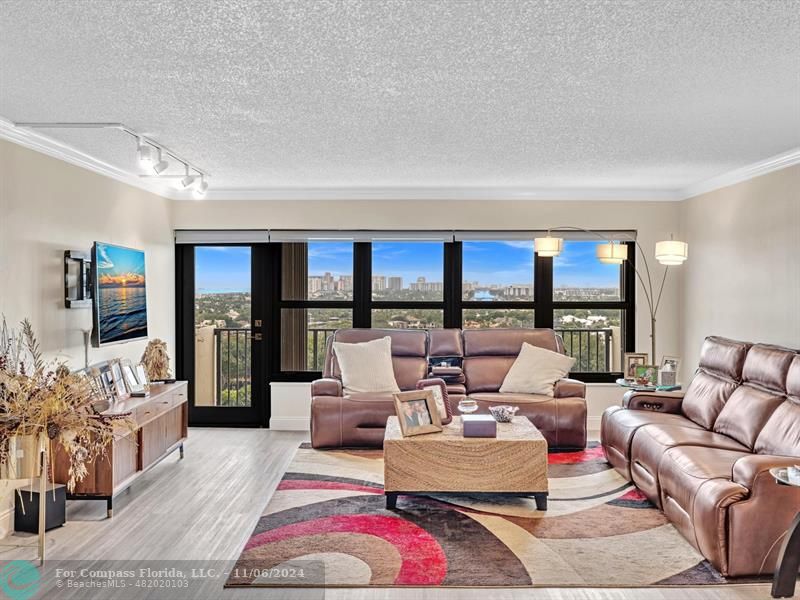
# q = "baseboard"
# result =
<box><xmin>269</xmin><ymin>417</ymin><xmax>310</xmax><ymax>431</ymax></box>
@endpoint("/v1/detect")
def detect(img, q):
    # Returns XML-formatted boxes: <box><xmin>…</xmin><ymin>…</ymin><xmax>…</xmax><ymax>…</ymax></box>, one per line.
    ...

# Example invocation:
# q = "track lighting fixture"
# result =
<box><xmin>193</xmin><ymin>176</ymin><xmax>208</xmax><ymax>198</ymax></box>
<box><xmin>180</xmin><ymin>164</ymin><xmax>196</xmax><ymax>189</ymax></box>
<box><xmin>151</xmin><ymin>147</ymin><xmax>169</xmax><ymax>175</ymax></box>
<box><xmin>14</xmin><ymin>122</ymin><xmax>209</xmax><ymax>196</ymax></box>
<box><xmin>137</xmin><ymin>137</ymin><xmax>152</xmax><ymax>166</ymax></box>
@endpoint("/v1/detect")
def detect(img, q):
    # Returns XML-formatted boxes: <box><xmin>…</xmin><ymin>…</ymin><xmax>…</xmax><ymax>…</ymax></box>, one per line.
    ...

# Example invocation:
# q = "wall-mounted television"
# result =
<box><xmin>92</xmin><ymin>242</ymin><xmax>148</xmax><ymax>346</ymax></box>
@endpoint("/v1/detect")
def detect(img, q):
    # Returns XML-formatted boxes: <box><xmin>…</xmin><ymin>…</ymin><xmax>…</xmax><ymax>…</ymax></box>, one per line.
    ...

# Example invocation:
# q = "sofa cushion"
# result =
<box><xmin>713</xmin><ymin>385</ymin><xmax>786</xmax><ymax>450</ymax></box>
<box><xmin>463</xmin><ymin>356</ymin><xmax>515</xmax><ymax>392</ymax></box>
<box><xmin>462</xmin><ymin>328</ymin><xmax>561</xmax><ymax>356</ymax></box>
<box><xmin>681</xmin><ymin>371</ymin><xmax>739</xmax><ymax>430</ymax></box>
<box><xmin>679</xmin><ymin>337</ymin><xmax>750</xmax><ymax>429</ymax></box>
<box><xmin>600</xmin><ymin>406</ymin><xmax>702</xmax><ymax>478</ymax></box>
<box><xmin>658</xmin><ymin>446</ymin><xmax>749</xmax><ymax>513</ymax></box>
<box><xmin>755</xmin><ymin>356</ymin><xmax>800</xmax><ymax>456</ymax></box>
<box><xmin>333</xmin><ymin>336</ymin><xmax>400</xmax><ymax>394</ymax></box>
<box><xmin>630</xmin><ymin>424</ymin><xmax>749</xmax><ymax>506</ymax></box>
<box><xmin>429</xmin><ymin>328</ymin><xmax>463</xmax><ymax>358</ymax></box>
<box><xmin>741</xmin><ymin>344</ymin><xmax>796</xmax><ymax>392</ymax></box>
<box><xmin>499</xmin><ymin>342</ymin><xmax>576</xmax><ymax>397</ymax></box>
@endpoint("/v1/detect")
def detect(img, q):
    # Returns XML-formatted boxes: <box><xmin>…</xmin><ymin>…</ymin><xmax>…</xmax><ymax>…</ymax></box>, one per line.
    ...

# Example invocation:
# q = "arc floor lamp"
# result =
<box><xmin>534</xmin><ymin>227</ymin><xmax>689</xmax><ymax>364</ymax></box>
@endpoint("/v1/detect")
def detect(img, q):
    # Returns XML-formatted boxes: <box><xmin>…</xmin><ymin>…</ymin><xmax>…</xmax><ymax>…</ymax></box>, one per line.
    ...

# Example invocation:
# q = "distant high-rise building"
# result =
<box><xmin>372</xmin><ymin>275</ymin><xmax>386</xmax><ymax>291</ymax></box>
<box><xmin>321</xmin><ymin>271</ymin><xmax>335</xmax><ymax>291</ymax></box>
<box><xmin>338</xmin><ymin>275</ymin><xmax>353</xmax><ymax>291</ymax></box>
<box><xmin>308</xmin><ymin>276</ymin><xmax>323</xmax><ymax>294</ymax></box>
<box><xmin>388</xmin><ymin>276</ymin><xmax>403</xmax><ymax>290</ymax></box>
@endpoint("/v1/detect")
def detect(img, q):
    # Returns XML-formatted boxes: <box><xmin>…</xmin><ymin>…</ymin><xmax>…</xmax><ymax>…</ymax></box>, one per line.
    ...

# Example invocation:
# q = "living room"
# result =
<box><xmin>0</xmin><ymin>1</ymin><xmax>798</xmax><ymax>598</ymax></box>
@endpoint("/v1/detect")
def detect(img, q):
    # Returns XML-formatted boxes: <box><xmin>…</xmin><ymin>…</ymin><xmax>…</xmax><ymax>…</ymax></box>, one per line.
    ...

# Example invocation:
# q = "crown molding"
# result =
<box><xmin>2</xmin><ymin>116</ymin><xmax>797</xmax><ymax>203</ymax></box>
<box><xmin>180</xmin><ymin>186</ymin><xmax>683</xmax><ymax>201</ymax></box>
<box><xmin>679</xmin><ymin>147</ymin><xmax>800</xmax><ymax>200</ymax></box>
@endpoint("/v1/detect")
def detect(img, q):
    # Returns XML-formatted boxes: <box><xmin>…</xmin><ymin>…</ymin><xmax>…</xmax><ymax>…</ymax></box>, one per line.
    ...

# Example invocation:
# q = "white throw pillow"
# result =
<box><xmin>499</xmin><ymin>342</ymin><xmax>576</xmax><ymax>397</ymax></box>
<box><xmin>333</xmin><ymin>336</ymin><xmax>400</xmax><ymax>394</ymax></box>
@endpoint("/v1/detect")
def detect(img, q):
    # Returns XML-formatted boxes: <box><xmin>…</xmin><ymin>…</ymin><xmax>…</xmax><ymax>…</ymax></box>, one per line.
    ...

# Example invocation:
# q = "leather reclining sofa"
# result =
<box><xmin>601</xmin><ymin>336</ymin><xmax>800</xmax><ymax>577</ymax></box>
<box><xmin>311</xmin><ymin>328</ymin><xmax>587</xmax><ymax>450</ymax></box>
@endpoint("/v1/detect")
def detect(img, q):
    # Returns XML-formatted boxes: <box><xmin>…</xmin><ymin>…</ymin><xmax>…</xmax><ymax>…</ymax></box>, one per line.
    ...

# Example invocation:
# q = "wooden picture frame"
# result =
<box><xmin>624</xmin><ymin>353</ymin><xmax>648</xmax><ymax>380</ymax></box>
<box><xmin>415</xmin><ymin>378</ymin><xmax>452</xmax><ymax>425</ymax></box>
<box><xmin>393</xmin><ymin>390</ymin><xmax>443</xmax><ymax>437</ymax></box>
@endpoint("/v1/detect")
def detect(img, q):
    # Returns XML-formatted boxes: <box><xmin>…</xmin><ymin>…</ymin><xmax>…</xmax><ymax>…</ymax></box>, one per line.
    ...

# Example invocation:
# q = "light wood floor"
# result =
<box><xmin>0</xmin><ymin>428</ymin><xmax>777</xmax><ymax>599</ymax></box>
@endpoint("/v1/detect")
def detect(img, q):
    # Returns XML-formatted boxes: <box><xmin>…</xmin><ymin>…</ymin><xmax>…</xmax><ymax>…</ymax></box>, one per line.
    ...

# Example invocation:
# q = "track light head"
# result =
<box><xmin>137</xmin><ymin>138</ymin><xmax>152</xmax><ymax>166</ymax></box>
<box><xmin>180</xmin><ymin>174</ymin><xmax>196</xmax><ymax>188</ymax></box>
<box><xmin>193</xmin><ymin>177</ymin><xmax>208</xmax><ymax>199</ymax></box>
<box><xmin>151</xmin><ymin>148</ymin><xmax>168</xmax><ymax>175</ymax></box>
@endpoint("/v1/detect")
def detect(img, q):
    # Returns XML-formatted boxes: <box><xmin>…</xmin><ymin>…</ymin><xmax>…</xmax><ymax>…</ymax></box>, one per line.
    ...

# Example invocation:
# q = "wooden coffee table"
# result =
<box><xmin>383</xmin><ymin>415</ymin><xmax>548</xmax><ymax>510</ymax></box>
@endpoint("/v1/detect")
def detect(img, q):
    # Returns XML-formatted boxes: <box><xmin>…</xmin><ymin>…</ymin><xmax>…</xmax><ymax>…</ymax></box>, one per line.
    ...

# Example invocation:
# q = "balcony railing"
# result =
<box><xmin>214</xmin><ymin>328</ymin><xmax>252</xmax><ymax>406</ymax></box>
<box><xmin>304</xmin><ymin>327</ymin><xmax>613</xmax><ymax>374</ymax></box>
<box><xmin>556</xmin><ymin>327</ymin><xmax>612</xmax><ymax>373</ymax></box>
<box><xmin>308</xmin><ymin>328</ymin><xmax>337</xmax><ymax>371</ymax></box>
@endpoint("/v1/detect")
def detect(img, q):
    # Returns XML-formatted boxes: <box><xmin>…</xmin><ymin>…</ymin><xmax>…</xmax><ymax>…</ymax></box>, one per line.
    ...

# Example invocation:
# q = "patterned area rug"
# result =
<box><xmin>226</xmin><ymin>442</ymin><xmax>757</xmax><ymax>588</ymax></box>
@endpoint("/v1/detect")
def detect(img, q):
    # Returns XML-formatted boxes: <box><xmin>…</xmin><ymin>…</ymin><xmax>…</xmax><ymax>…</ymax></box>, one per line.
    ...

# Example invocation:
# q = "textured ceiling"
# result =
<box><xmin>1</xmin><ymin>0</ymin><xmax>799</xmax><ymax>194</ymax></box>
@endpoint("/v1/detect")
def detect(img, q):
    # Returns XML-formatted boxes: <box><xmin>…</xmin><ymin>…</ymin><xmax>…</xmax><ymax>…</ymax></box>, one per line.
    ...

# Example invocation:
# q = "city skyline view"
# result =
<box><xmin>195</xmin><ymin>240</ymin><xmax>621</xmax><ymax>294</ymax></box>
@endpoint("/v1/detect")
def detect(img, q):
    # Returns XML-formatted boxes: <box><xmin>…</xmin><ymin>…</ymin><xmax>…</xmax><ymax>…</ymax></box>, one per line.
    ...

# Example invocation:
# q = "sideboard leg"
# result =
<box><xmin>106</xmin><ymin>497</ymin><xmax>113</xmax><ymax>519</ymax></box>
<box><xmin>179</xmin><ymin>443</ymin><xmax>185</xmax><ymax>459</ymax></box>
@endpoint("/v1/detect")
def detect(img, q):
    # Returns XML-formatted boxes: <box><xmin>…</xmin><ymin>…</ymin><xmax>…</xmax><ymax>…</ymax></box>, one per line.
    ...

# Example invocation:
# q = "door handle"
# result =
<box><xmin>251</xmin><ymin>333</ymin><xmax>263</xmax><ymax>341</ymax></box>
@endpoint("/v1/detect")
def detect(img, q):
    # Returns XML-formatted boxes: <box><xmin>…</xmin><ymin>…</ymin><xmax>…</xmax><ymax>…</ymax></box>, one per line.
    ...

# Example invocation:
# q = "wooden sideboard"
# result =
<box><xmin>53</xmin><ymin>381</ymin><xmax>188</xmax><ymax>517</ymax></box>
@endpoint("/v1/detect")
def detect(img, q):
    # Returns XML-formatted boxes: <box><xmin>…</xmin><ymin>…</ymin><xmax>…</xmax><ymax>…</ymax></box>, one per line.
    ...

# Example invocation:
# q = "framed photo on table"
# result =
<box><xmin>660</xmin><ymin>356</ymin><xmax>680</xmax><ymax>386</ymax></box>
<box><xmin>624</xmin><ymin>353</ymin><xmax>649</xmax><ymax>380</ymax></box>
<box><xmin>634</xmin><ymin>364</ymin><xmax>659</xmax><ymax>387</ymax></box>
<box><xmin>416</xmin><ymin>378</ymin><xmax>452</xmax><ymax>425</ymax></box>
<box><xmin>393</xmin><ymin>390</ymin><xmax>443</xmax><ymax>437</ymax></box>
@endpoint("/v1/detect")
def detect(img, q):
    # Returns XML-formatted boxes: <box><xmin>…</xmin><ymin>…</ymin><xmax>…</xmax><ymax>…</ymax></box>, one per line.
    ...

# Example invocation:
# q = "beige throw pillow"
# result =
<box><xmin>499</xmin><ymin>342</ymin><xmax>576</xmax><ymax>397</ymax></box>
<box><xmin>333</xmin><ymin>336</ymin><xmax>400</xmax><ymax>394</ymax></box>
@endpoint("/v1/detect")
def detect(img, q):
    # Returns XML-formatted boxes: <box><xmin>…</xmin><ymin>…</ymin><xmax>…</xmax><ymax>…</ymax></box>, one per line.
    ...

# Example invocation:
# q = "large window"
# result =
<box><xmin>270</xmin><ymin>234</ymin><xmax>634</xmax><ymax>381</ymax></box>
<box><xmin>462</xmin><ymin>240</ymin><xmax>534</xmax><ymax>302</ymax></box>
<box><xmin>372</xmin><ymin>242</ymin><xmax>444</xmax><ymax>302</ymax></box>
<box><xmin>552</xmin><ymin>241</ymin><xmax>630</xmax><ymax>374</ymax></box>
<box><xmin>370</xmin><ymin>241</ymin><xmax>445</xmax><ymax>329</ymax></box>
<box><xmin>279</xmin><ymin>241</ymin><xmax>354</xmax><ymax>371</ymax></box>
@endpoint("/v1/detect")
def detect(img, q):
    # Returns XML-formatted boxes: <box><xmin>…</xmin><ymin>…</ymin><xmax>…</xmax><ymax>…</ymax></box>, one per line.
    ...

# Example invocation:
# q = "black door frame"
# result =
<box><xmin>175</xmin><ymin>243</ymin><xmax>270</xmax><ymax>426</ymax></box>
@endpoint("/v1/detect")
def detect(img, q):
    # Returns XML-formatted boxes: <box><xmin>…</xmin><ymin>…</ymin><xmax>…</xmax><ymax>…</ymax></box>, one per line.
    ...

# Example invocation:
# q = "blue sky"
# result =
<box><xmin>194</xmin><ymin>240</ymin><xmax>619</xmax><ymax>292</ymax></box>
<box><xmin>195</xmin><ymin>246</ymin><xmax>252</xmax><ymax>293</ymax></box>
<box><xmin>96</xmin><ymin>242</ymin><xmax>145</xmax><ymax>276</ymax></box>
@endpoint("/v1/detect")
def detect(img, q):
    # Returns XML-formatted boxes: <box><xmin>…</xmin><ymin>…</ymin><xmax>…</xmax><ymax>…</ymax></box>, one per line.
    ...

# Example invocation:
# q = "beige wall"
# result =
<box><xmin>0</xmin><ymin>138</ymin><xmax>175</xmax><ymax>370</ymax></box>
<box><xmin>679</xmin><ymin>165</ymin><xmax>800</xmax><ymax>373</ymax></box>
<box><xmin>173</xmin><ymin>198</ymin><xmax>684</xmax><ymax>365</ymax></box>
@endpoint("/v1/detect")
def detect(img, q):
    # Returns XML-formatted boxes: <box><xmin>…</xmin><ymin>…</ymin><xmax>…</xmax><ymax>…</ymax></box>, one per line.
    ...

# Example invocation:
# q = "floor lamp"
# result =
<box><xmin>533</xmin><ymin>227</ymin><xmax>688</xmax><ymax>364</ymax></box>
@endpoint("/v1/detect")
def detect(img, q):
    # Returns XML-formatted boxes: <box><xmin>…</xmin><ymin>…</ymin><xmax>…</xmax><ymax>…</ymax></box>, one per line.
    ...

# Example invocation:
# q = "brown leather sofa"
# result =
<box><xmin>601</xmin><ymin>336</ymin><xmax>800</xmax><ymax>577</ymax></box>
<box><xmin>311</xmin><ymin>327</ymin><xmax>587</xmax><ymax>450</ymax></box>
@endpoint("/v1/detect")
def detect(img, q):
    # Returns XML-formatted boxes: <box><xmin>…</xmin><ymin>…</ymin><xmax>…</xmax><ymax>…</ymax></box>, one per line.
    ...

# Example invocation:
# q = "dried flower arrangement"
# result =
<box><xmin>141</xmin><ymin>338</ymin><xmax>171</xmax><ymax>381</ymax></box>
<box><xmin>0</xmin><ymin>317</ymin><xmax>135</xmax><ymax>491</ymax></box>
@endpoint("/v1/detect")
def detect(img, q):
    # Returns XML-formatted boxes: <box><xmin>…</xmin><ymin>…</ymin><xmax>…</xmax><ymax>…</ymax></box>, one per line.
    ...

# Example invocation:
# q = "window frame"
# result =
<box><xmin>269</xmin><ymin>237</ymin><xmax>635</xmax><ymax>383</ymax></box>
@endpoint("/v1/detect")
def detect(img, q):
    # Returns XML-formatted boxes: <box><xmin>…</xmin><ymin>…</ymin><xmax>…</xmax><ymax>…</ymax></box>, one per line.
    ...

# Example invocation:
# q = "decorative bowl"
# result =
<box><xmin>489</xmin><ymin>405</ymin><xmax>519</xmax><ymax>422</ymax></box>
